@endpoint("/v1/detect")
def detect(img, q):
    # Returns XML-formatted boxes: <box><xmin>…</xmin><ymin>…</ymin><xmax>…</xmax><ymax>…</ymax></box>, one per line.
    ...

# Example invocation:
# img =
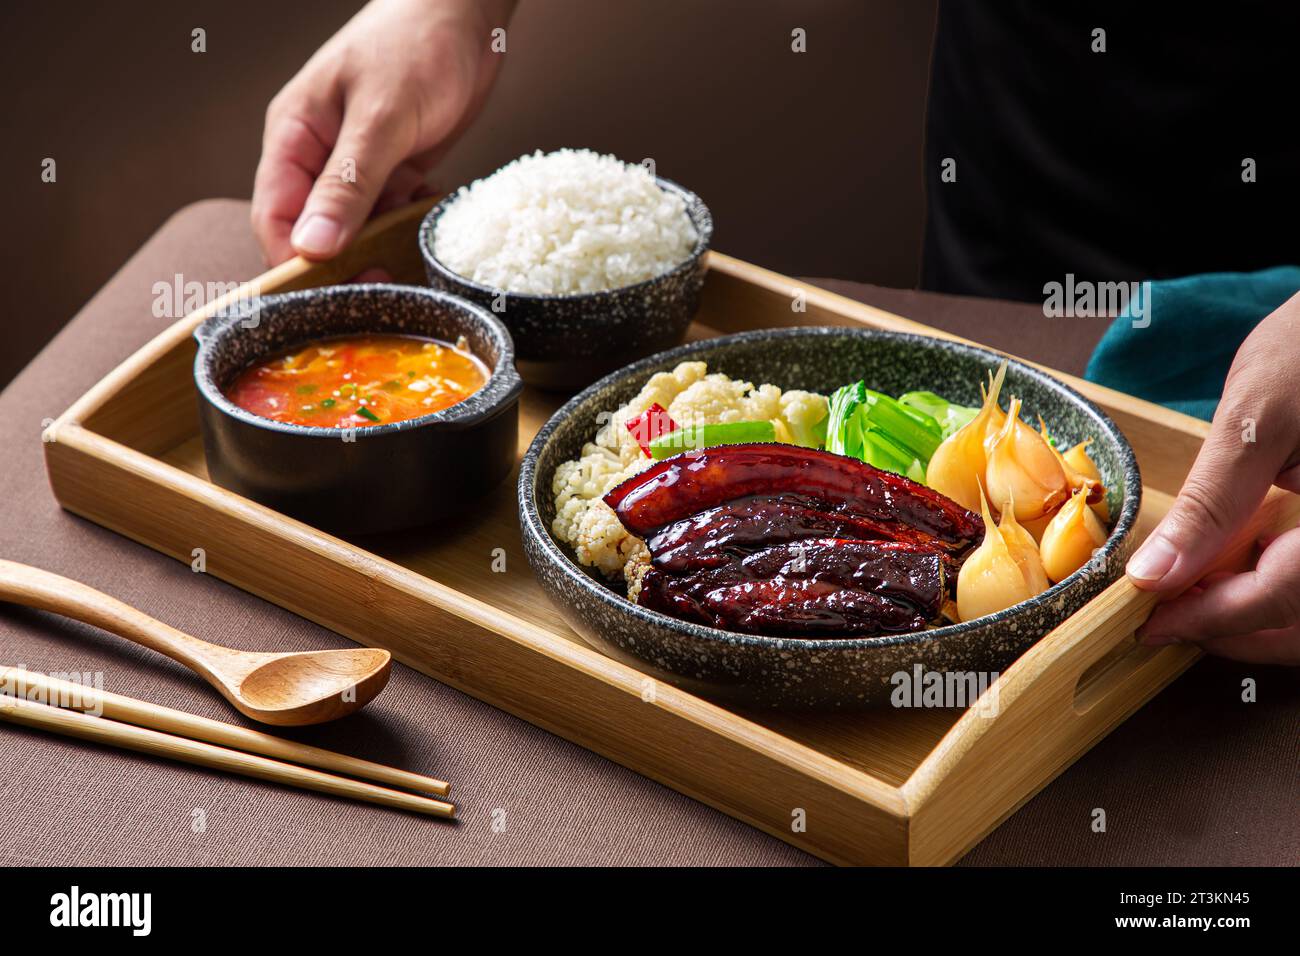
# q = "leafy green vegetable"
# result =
<box><xmin>647</xmin><ymin>420</ymin><xmax>776</xmax><ymax>459</ymax></box>
<box><xmin>863</xmin><ymin>428</ymin><xmax>926</xmax><ymax>482</ymax></box>
<box><xmin>357</xmin><ymin>406</ymin><xmax>381</xmax><ymax>422</ymax></box>
<box><xmin>825</xmin><ymin>381</ymin><xmax>867</xmax><ymax>457</ymax></box>
<box><xmin>862</xmin><ymin>389</ymin><xmax>941</xmax><ymax>460</ymax></box>
<box><xmin>826</xmin><ymin>381</ymin><xmax>938</xmax><ymax>480</ymax></box>
<box><xmin>897</xmin><ymin>390</ymin><xmax>979</xmax><ymax>441</ymax></box>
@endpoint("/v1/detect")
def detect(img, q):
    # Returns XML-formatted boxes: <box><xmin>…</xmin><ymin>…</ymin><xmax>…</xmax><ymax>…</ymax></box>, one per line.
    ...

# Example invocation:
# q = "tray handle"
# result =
<box><xmin>904</xmin><ymin>487</ymin><xmax>1300</xmax><ymax>865</ymax></box>
<box><xmin>1054</xmin><ymin>484</ymin><xmax>1299</xmax><ymax>715</ymax></box>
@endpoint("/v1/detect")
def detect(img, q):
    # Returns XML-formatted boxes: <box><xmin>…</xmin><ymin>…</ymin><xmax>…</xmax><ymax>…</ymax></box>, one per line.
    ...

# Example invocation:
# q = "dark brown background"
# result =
<box><xmin>0</xmin><ymin>0</ymin><xmax>938</xmax><ymax>387</ymax></box>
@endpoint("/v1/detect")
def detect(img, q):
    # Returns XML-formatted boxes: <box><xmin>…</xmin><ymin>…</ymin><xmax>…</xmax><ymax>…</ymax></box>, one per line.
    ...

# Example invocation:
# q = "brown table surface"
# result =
<box><xmin>2</xmin><ymin>200</ymin><xmax>1295</xmax><ymax>867</ymax></box>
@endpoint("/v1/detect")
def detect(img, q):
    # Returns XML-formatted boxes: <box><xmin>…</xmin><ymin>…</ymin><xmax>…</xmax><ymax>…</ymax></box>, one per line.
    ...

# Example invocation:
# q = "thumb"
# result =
<box><xmin>290</xmin><ymin>103</ymin><xmax>411</xmax><ymax>260</ymax></box>
<box><xmin>1127</xmin><ymin>405</ymin><xmax>1282</xmax><ymax>592</ymax></box>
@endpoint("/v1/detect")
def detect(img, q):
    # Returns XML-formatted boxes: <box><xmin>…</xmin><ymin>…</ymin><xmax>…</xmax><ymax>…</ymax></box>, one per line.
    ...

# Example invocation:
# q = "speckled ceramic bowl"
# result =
<box><xmin>419</xmin><ymin>174</ymin><xmax>713</xmax><ymax>391</ymax></box>
<box><xmin>195</xmin><ymin>283</ymin><xmax>522</xmax><ymax>536</ymax></box>
<box><xmin>519</xmin><ymin>326</ymin><xmax>1142</xmax><ymax>708</ymax></box>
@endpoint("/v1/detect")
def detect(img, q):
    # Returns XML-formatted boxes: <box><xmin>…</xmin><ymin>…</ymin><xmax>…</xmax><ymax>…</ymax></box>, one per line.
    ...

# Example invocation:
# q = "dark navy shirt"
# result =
<box><xmin>923</xmin><ymin>2</ymin><xmax>1300</xmax><ymax>300</ymax></box>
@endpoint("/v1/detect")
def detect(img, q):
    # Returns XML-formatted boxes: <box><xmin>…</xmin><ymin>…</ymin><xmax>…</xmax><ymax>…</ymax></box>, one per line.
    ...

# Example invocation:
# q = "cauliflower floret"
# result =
<box><xmin>623</xmin><ymin>540</ymin><xmax>651</xmax><ymax>601</ymax></box>
<box><xmin>625</xmin><ymin>361</ymin><xmax>708</xmax><ymax>418</ymax></box>
<box><xmin>567</xmin><ymin>500</ymin><xmax>644</xmax><ymax>578</ymax></box>
<box><xmin>741</xmin><ymin>383</ymin><xmax>785</xmax><ymax>423</ymax></box>
<box><xmin>669</xmin><ymin>374</ymin><xmax>757</xmax><ymax>425</ymax></box>
<box><xmin>551</xmin><ymin>496</ymin><xmax>591</xmax><ymax>554</ymax></box>
<box><xmin>779</xmin><ymin>389</ymin><xmax>830</xmax><ymax>448</ymax></box>
<box><xmin>551</xmin><ymin>438</ymin><xmax>652</xmax><ymax>578</ymax></box>
<box><xmin>552</xmin><ymin>445</ymin><xmax>624</xmax><ymax>511</ymax></box>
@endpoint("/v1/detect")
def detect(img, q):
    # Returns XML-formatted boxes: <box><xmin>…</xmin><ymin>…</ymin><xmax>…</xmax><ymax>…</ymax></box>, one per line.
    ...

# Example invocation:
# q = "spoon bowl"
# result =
<box><xmin>235</xmin><ymin>649</ymin><xmax>392</xmax><ymax>725</ymax></box>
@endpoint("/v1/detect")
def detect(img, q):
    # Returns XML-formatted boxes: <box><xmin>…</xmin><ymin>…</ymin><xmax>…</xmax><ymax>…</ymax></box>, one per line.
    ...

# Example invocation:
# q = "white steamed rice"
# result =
<box><xmin>432</xmin><ymin>149</ymin><xmax>699</xmax><ymax>296</ymax></box>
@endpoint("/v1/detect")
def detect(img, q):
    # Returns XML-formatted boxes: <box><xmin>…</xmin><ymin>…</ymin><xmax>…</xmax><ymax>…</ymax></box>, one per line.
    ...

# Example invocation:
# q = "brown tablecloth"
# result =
<box><xmin>2</xmin><ymin>200</ymin><xmax>1295</xmax><ymax>866</ymax></box>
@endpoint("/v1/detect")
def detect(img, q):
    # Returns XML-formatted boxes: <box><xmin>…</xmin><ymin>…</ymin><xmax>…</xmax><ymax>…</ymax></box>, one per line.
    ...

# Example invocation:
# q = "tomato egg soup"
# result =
<box><xmin>225</xmin><ymin>334</ymin><xmax>488</xmax><ymax>428</ymax></box>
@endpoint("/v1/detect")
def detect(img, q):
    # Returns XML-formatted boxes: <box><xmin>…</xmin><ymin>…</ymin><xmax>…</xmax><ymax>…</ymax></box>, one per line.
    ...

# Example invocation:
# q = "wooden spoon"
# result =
<box><xmin>0</xmin><ymin>560</ymin><xmax>390</xmax><ymax>726</ymax></box>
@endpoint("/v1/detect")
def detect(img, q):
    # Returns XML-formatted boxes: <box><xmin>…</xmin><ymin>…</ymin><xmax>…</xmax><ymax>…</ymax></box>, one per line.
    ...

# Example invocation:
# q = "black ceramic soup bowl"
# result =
<box><xmin>194</xmin><ymin>283</ymin><xmax>522</xmax><ymax>536</ymax></box>
<box><xmin>519</xmin><ymin>327</ymin><xmax>1143</xmax><ymax>708</ymax></box>
<box><xmin>419</xmin><ymin>175</ymin><xmax>713</xmax><ymax>391</ymax></box>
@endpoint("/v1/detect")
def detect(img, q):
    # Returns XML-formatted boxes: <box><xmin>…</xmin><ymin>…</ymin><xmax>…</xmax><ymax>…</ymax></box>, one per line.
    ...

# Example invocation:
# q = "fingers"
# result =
<box><xmin>289</xmin><ymin>98</ymin><xmax>414</xmax><ymax>261</ymax></box>
<box><xmin>251</xmin><ymin>90</ymin><xmax>339</xmax><ymax>266</ymax></box>
<box><xmin>249</xmin><ymin>0</ymin><xmax>492</xmax><ymax>265</ymax></box>
<box><xmin>1141</xmin><ymin>571</ymin><xmax>1284</xmax><ymax>642</ymax></box>
<box><xmin>252</xmin><ymin>89</ymin><xmax>427</xmax><ymax>264</ymax></box>
<box><xmin>372</xmin><ymin>155</ymin><xmax>436</xmax><ymax>215</ymax></box>
<box><xmin>1138</xmin><ymin>528</ymin><xmax>1300</xmax><ymax>663</ymax></box>
<box><xmin>1275</xmin><ymin>460</ymin><xmax>1300</xmax><ymax>494</ymax></box>
<box><xmin>1195</xmin><ymin>628</ymin><xmax>1300</xmax><ymax>665</ymax></box>
<box><xmin>1127</xmin><ymin>385</ymin><xmax>1288</xmax><ymax>593</ymax></box>
<box><xmin>1149</xmin><ymin>618</ymin><xmax>1300</xmax><ymax>665</ymax></box>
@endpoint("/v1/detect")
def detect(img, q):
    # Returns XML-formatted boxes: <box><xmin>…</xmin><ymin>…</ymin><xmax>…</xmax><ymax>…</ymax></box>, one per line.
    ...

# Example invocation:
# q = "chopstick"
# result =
<box><xmin>0</xmin><ymin>680</ymin><xmax>454</xmax><ymax>820</ymax></box>
<box><xmin>1</xmin><ymin>667</ymin><xmax>449</xmax><ymax>796</ymax></box>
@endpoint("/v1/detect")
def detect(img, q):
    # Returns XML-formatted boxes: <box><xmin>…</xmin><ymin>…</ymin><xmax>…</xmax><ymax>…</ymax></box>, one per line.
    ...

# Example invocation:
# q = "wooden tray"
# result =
<box><xmin>44</xmin><ymin>200</ymin><xmax>1300</xmax><ymax>865</ymax></box>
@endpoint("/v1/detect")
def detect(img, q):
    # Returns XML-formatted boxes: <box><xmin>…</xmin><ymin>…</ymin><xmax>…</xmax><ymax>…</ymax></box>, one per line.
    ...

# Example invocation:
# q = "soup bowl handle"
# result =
<box><xmin>194</xmin><ymin>314</ymin><xmax>222</xmax><ymax>345</ymax></box>
<box><xmin>445</xmin><ymin>366</ymin><xmax>524</xmax><ymax>430</ymax></box>
<box><xmin>193</xmin><ymin>296</ymin><xmax>269</xmax><ymax>345</ymax></box>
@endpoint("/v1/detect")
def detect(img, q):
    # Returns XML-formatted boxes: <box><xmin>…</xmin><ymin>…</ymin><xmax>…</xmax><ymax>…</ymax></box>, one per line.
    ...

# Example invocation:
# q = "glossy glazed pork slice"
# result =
<box><xmin>647</xmin><ymin>494</ymin><xmax>962</xmax><ymax>573</ymax></box>
<box><xmin>641</xmin><ymin>574</ymin><xmax>929</xmax><ymax>637</ymax></box>
<box><xmin>605</xmin><ymin>443</ymin><xmax>983</xmax><ymax>549</ymax></box>
<box><xmin>637</xmin><ymin>538</ymin><xmax>944</xmax><ymax>637</ymax></box>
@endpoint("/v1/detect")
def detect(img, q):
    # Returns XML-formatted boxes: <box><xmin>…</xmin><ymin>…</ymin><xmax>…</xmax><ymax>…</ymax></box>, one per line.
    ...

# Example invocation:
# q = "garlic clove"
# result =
<box><xmin>1021</xmin><ymin>508</ymin><xmax>1056</xmax><ymax>544</ymax></box>
<box><xmin>985</xmin><ymin>396</ymin><xmax>1069</xmax><ymax>521</ymax></box>
<box><xmin>957</xmin><ymin>488</ymin><xmax>1033</xmax><ymax>622</ymax></box>
<box><xmin>1040</xmin><ymin>488</ymin><xmax>1108</xmax><ymax>583</ymax></box>
<box><xmin>928</xmin><ymin>361</ymin><xmax>1007</xmax><ymax>512</ymax></box>
<box><xmin>1062</xmin><ymin>438</ymin><xmax>1101</xmax><ymax>481</ymax></box>
<box><xmin>926</xmin><ymin>426</ymin><xmax>984</xmax><ymax>513</ymax></box>
<box><xmin>998</xmin><ymin>495</ymin><xmax>1050</xmax><ymax>595</ymax></box>
<box><xmin>1037</xmin><ymin>417</ymin><xmax>1105</xmax><ymax>506</ymax></box>
<box><xmin>1062</xmin><ymin>438</ymin><xmax>1111</xmax><ymax>522</ymax></box>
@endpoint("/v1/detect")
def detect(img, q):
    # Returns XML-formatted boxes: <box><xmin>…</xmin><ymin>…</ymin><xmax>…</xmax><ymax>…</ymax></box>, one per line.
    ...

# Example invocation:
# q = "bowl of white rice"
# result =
<box><xmin>419</xmin><ymin>149</ymin><xmax>712</xmax><ymax>390</ymax></box>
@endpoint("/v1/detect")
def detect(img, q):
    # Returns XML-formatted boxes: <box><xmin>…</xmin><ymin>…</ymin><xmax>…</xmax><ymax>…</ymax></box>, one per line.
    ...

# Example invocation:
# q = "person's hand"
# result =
<box><xmin>251</xmin><ymin>0</ymin><xmax>514</xmax><ymax>265</ymax></box>
<box><xmin>1129</xmin><ymin>293</ymin><xmax>1300</xmax><ymax>664</ymax></box>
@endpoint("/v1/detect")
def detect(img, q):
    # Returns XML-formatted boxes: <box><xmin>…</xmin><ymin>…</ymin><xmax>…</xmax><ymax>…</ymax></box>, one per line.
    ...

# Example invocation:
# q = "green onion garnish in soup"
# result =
<box><xmin>224</xmin><ymin>334</ymin><xmax>487</xmax><ymax>428</ymax></box>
